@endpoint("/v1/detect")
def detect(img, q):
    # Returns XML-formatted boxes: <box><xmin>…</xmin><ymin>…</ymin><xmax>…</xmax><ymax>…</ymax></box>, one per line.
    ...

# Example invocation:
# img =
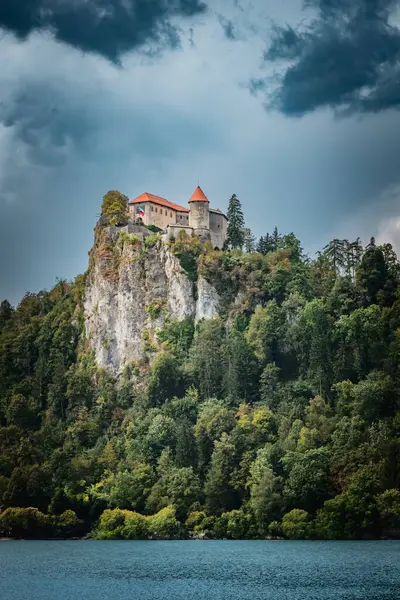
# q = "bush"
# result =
<box><xmin>123</xmin><ymin>512</ymin><xmax>149</xmax><ymax>539</ymax></box>
<box><xmin>146</xmin><ymin>225</ymin><xmax>162</xmax><ymax>233</ymax></box>
<box><xmin>56</xmin><ymin>510</ymin><xmax>84</xmax><ymax>538</ymax></box>
<box><xmin>0</xmin><ymin>507</ymin><xmax>53</xmax><ymax>538</ymax></box>
<box><xmin>281</xmin><ymin>509</ymin><xmax>310</xmax><ymax>539</ymax></box>
<box><xmin>144</xmin><ymin>234</ymin><xmax>161</xmax><ymax>249</ymax></box>
<box><xmin>148</xmin><ymin>505</ymin><xmax>180</xmax><ymax>538</ymax></box>
<box><xmin>145</xmin><ymin>299</ymin><xmax>166</xmax><ymax>320</ymax></box>
<box><xmin>268</xmin><ymin>520</ymin><xmax>282</xmax><ymax>538</ymax></box>
<box><xmin>223</xmin><ymin>509</ymin><xmax>251</xmax><ymax>539</ymax></box>
<box><xmin>95</xmin><ymin>508</ymin><xmax>126</xmax><ymax>539</ymax></box>
<box><xmin>94</xmin><ymin>506</ymin><xmax>180</xmax><ymax>539</ymax></box>
<box><xmin>169</xmin><ymin>232</ymin><xmax>204</xmax><ymax>281</ymax></box>
<box><xmin>118</xmin><ymin>231</ymin><xmax>140</xmax><ymax>247</ymax></box>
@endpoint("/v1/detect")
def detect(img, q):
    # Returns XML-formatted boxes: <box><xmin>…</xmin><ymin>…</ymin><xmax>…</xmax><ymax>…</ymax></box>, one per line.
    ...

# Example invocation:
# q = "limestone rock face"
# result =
<box><xmin>195</xmin><ymin>277</ymin><xmax>220</xmax><ymax>323</ymax></box>
<box><xmin>84</xmin><ymin>227</ymin><xmax>219</xmax><ymax>374</ymax></box>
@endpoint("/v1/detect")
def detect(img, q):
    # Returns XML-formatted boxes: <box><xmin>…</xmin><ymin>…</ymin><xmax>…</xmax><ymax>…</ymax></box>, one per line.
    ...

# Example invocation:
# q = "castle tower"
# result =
<box><xmin>188</xmin><ymin>186</ymin><xmax>210</xmax><ymax>231</ymax></box>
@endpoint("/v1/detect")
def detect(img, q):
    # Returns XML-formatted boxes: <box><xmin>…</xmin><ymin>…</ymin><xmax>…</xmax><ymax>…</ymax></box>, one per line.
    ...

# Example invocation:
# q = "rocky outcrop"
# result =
<box><xmin>84</xmin><ymin>226</ymin><xmax>220</xmax><ymax>374</ymax></box>
<box><xmin>195</xmin><ymin>277</ymin><xmax>220</xmax><ymax>322</ymax></box>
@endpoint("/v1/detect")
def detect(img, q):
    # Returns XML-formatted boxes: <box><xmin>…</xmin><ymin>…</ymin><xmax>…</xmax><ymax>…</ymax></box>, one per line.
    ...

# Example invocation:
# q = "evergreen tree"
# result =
<box><xmin>322</xmin><ymin>239</ymin><xmax>347</xmax><ymax>274</ymax></box>
<box><xmin>243</xmin><ymin>228</ymin><xmax>256</xmax><ymax>253</ymax></box>
<box><xmin>272</xmin><ymin>226</ymin><xmax>281</xmax><ymax>251</ymax></box>
<box><xmin>227</xmin><ymin>194</ymin><xmax>245</xmax><ymax>250</ymax></box>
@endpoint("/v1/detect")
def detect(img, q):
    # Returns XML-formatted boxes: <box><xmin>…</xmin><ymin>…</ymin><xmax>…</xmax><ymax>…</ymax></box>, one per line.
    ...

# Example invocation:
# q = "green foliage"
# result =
<box><xmin>281</xmin><ymin>509</ymin><xmax>310</xmax><ymax>539</ymax></box>
<box><xmin>101</xmin><ymin>190</ymin><xmax>129</xmax><ymax>226</ymax></box>
<box><xmin>0</xmin><ymin>507</ymin><xmax>83</xmax><ymax>539</ymax></box>
<box><xmin>227</xmin><ymin>194</ymin><xmax>245</xmax><ymax>250</ymax></box>
<box><xmin>0</xmin><ymin>507</ymin><xmax>53</xmax><ymax>538</ymax></box>
<box><xmin>169</xmin><ymin>232</ymin><xmax>205</xmax><ymax>281</ymax></box>
<box><xmin>144</xmin><ymin>234</ymin><xmax>161</xmax><ymax>250</ymax></box>
<box><xmin>147</xmin><ymin>353</ymin><xmax>185</xmax><ymax>406</ymax></box>
<box><xmin>146</xmin><ymin>224</ymin><xmax>162</xmax><ymax>233</ymax></box>
<box><xmin>95</xmin><ymin>505</ymin><xmax>180</xmax><ymax>540</ymax></box>
<box><xmin>1</xmin><ymin>227</ymin><xmax>400</xmax><ymax>540</ymax></box>
<box><xmin>147</xmin><ymin>505</ymin><xmax>180</xmax><ymax>538</ymax></box>
<box><xmin>145</xmin><ymin>299</ymin><xmax>166</xmax><ymax>320</ymax></box>
<box><xmin>118</xmin><ymin>231</ymin><xmax>140</xmax><ymax>247</ymax></box>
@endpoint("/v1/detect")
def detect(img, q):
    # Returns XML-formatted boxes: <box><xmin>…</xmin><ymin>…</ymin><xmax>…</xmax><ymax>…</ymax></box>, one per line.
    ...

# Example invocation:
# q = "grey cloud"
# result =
<box><xmin>254</xmin><ymin>0</ymin><xmax>400</xmax><ymax>115</ymax></box>
<box><xmin>0</xmin><ymin>0</ymin><xmax>207</xmax><ymax>62</ymax></box>
<box><xmin>218</xmin><ymin>14</ymin><xmax>238</xmax><ymax>40</ymax></box>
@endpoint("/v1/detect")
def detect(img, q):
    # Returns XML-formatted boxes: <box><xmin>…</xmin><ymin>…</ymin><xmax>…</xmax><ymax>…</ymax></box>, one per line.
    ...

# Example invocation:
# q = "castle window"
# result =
<box><xmin>165</xmin><ymin>210</ymin><xmax>167</xmax><ymax>216</ymax></box>
<box><xmin>170</xmin><ymin>212</ymin><xmax>172</xmax><ymax>217</ymax></box>
<box><xmin>155</xmin><ymin>207</ymin><xmax>158</xmax><ymax>213</ymax></box>
<box><xmin>151</xmin><ymin>206</ymin><xmax>154</xmax><ymax>212</ymax></box>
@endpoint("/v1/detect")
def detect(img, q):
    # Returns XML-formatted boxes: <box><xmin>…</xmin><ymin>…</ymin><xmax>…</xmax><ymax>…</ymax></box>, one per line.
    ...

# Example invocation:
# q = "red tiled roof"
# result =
<box><xmin>189</xmin><ymin>186</ymin><xmax>209</xmax><ymax>203</ymax></box>
<box><xmin>129</xmin><ymin>192</ymin><xmax>189</xmax><ymax>213</ymax></box>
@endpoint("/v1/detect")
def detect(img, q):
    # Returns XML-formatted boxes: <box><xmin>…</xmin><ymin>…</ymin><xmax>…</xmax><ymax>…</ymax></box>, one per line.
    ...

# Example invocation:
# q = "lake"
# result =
<box><xmin>0</xmin><ymin>540</ymin><xmax>399</xmax><ymax>599</ymax></box>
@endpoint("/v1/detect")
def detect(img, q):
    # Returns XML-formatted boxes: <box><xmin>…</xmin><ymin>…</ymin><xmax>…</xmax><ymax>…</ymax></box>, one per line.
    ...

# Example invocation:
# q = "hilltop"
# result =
<box><xmin>0</xmin><ymin>191</ymin><xmax>400</xmax><ymax>540</ymax></box>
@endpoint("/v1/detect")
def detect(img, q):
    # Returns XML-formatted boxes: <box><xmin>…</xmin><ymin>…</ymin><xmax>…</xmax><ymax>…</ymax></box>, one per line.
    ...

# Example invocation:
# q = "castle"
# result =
<box><xmin>128</xmin><ymin>186</ymin><xmax>228</xmax><ymax>249</ymax></box>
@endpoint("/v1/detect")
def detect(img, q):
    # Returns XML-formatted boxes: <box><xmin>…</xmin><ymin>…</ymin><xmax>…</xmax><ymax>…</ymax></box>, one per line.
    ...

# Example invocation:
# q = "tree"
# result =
<box><xmin>101</xmin><ymin>190</ymin><xmax>129</xmax><ymax>226</ymax></box>
<box><xmin>322</xmin><ymin>239</ymin><xmax>347</xmax><ymax>274</ymax></box>
<box><xmin>281</xmin><ymin>509</ymin><xmax>310</xmax><ymax>539</ymax></box>
<box><xmin>256</xmin><ymin>234</ymin><xmax>275</xmax><ymax>255</ymax></box>
<box><xmin>249</xmin><ymin>447</ymin><xmax>283</xmax><ymax>533</ymax></box>
<box><xmin>356</xmin><ymin>243</ymin><xmax>394</xmax><ymax>305</ymax></box>
<box><xmin>283</xmin><ymin>448</ymin><xmax>332</xmax><ymax>513</ymax></box>
<box><xmin>227</xmin><ymin>194</ymin><xmax>245</xmax><ymax>250</ymax></box>
<box><xmin>204</xmin><ymin>433</ymin><xmax>238</xmax><ymax>514</ymax></box>
<box><xmin>243</xmin><ymin>228</ymin><xmax>256</xmax><ymax>253</ymax></box>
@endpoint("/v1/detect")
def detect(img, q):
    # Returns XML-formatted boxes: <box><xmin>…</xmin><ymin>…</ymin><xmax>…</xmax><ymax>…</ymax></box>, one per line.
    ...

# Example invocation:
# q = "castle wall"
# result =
<box><xmin>189</xmin><ymin>202</ymin><xmax>210</xmax><ymax>230</ymax></box>
<box><xmin>163</xmin><ymin>224</ymin><xmax>193</xmax><ymax>241</ymax></box>
<box><xmin>209</xmin><ymin>211</ymin><xmax>227</xmax><ymax>249</ymax></box>
<box><xmin>128</xmin><ymin>195</ymin><xmax>227</xmax><ymax>248</ymax></box>
<box><xmin>129</xmin><ymin>202</ymin><xmax>178</xmax><ymax>229</ymax></box>
<box><xmin>176</xmin><ymin>211</ymin><xmax>189</xmax><ymax>226</ymax></box>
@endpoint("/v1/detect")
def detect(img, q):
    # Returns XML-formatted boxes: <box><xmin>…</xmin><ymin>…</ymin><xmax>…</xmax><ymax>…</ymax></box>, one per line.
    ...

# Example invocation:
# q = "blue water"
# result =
<box><xmin>0</xmin><ymin>540</ymin><xmax>399</xmax><ymax>599</ymax></box>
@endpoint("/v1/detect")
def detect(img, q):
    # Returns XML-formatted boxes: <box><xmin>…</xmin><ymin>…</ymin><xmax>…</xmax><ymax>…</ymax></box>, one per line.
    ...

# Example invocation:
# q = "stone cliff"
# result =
<box><xmin>84</xmin><ymin>225</ymin><xmax>220</xmax><ymax>375</ymax></box>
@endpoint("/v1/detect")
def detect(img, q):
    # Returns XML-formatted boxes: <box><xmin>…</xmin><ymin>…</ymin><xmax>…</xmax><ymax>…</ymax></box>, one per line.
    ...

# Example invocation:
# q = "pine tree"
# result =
<box><xmin>227</xmin><ymin>194</ymin><xmax>245</xmax><ymax>250</ymax></box>
<box><xmin>256</xmin><ymin>233</ymin><xmax>276</xmax><ymax>255</ymax></box>
<box><xmin>272</xmin><ymin>226</ymin><xmax>281</xmax><ymax>251</ymax></box>
<box><xmin>322</xmin><ymin>239</ymin><xmax>346</xmax><ymax>274</ymax></box>
<box><xmin>243</xmin><ymin>228</ymin><xmax>256</xmax><ymax>253</ymax></box>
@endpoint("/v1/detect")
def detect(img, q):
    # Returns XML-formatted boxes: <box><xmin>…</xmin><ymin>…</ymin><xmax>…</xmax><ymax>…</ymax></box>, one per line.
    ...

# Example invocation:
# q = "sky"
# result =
<box><xmin>2</xmin><ymin>0</ymin><xmax>400</xmax><ymax>305</ymax></box>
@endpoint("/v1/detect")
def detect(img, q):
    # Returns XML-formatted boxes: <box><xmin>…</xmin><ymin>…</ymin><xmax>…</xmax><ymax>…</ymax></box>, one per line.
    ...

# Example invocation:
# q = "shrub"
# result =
<box><xmin>268</xmin><ymin>520</ymin><xmax>282</xmax><ymax>538</ymax></box>
<box><xmin>55</xmin><ymin>510</ymin><xmax>84</xmax><ymax>538</ymax></box>
<box><xmin>144</xmin><ymin>234</ymin><xmax>161</xmax><ymax>249</ymax></box>
<box><xmin>185</xmin><ymin>511</ymin><xmax>216</xmax><ymax>538</ymax></box>
<box><xmin>146</xmin><ymin>224</ymin><xmax>162</xmax><ymax>233</ymax></box>
<box><xmin>169</xmin><ymin>232</ymin><xmax>204</xmax><ymax>281</ymax></box>
<box><xmin>95</xmin><ymin>508</ymin><xmax>126</xmax><ymax>539</ymax></box>
<box><xmin>0</xmin><ymin>507</ymin><xmax>53</xmax><ymax>538</ymax></box>
<box><xmin>223</xmin><ymin>509</ymin><xmax>251</xmax><ymax>539</ymax></box>
<box><xmin>145</xmin><ymin>299</ymin><xmax>166</xmax><ymax>320</ymax></box>
<box><xmin>118</xmin><ymin>231</ymin><xmax>140</xmax><ymax>247</ymax></box>
<box><xmin>122</xmin><ymin>512</ymin><xmax>149</xmax><ymax>539</ymax></box>
<box><xmin>148</xmin><ymin>506</ymin><xmax>180</xmax><ymax>538</ymax></box>
<box><xmin>281</xmin><ymin>509</ymin><xmax>310</xmax><ymax>539</ymax></box>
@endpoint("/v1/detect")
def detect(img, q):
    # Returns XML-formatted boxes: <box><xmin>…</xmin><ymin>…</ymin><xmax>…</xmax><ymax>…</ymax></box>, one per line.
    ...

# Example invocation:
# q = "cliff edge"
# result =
<box><xmin>84</xmin><ymin>225</ymin><xmax>220</xmax><ymax>374</ymax></box>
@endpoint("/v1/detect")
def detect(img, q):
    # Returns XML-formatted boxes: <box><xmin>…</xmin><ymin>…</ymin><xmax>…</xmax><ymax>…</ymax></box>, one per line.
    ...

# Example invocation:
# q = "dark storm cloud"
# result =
<box><xmin>253</xmin><ymin>0</ymin><xmax>400</xmax><ymax>115</ymax></box>
<box><xmin>0</xmin><ymin>83</ymin><xmax>99</xmax><ymax>167</ymax></box>
<box><xmin>0</xmin><ymin>0</ymin><xmax>207</xmax><ymax>61</ymax></box>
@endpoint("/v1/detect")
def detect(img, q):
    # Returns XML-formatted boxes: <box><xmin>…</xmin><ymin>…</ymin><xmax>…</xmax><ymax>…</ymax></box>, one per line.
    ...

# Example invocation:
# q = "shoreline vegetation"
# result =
<box><xmin>1</xmin><ymin>193</ymin><xmax>400</xmax><ymax>541</ymax></box>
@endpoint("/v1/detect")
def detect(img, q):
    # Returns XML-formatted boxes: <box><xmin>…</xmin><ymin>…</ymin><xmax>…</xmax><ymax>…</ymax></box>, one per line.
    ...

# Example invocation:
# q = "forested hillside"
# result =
<box><xmin>1</xmin><ymin>206</ymin><xmax>400</xmax><ymax>539</ymax></box>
